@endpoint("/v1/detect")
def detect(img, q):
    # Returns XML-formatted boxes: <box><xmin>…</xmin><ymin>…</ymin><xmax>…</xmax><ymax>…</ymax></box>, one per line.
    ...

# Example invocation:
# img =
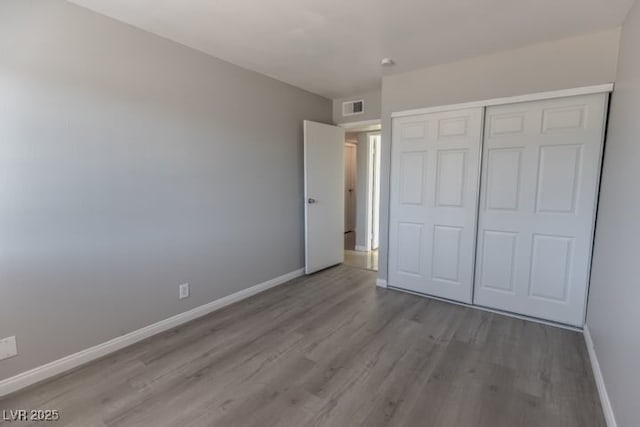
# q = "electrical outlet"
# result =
<box><xmin>179</xmin><ymin>283</ymin><xmax>189</xmax><ymax>300</ymax></box>
<box><xmin>0</xmin><ymin>336</ymin><xmax>17</xmax><ymax>361</ymax></box>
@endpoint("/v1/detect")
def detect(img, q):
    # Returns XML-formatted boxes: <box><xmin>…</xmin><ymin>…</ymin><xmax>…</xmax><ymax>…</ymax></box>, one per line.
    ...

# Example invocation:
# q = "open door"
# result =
<box><xmin>344</xmin><ymin>142</ymin><xmax>357</xmax><ymax>250</ymax></box>
<box><xmin>304</xmin><ymin>120</ymin><xmax>345</xmax><ymax>274</ymax></box>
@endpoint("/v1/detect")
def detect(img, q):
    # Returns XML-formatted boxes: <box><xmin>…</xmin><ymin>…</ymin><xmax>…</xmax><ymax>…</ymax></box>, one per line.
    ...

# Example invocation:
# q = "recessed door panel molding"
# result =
<box><xmin>399</xmin><ymin>152</ymin><xmax>426</xmax><ymax>205</ymax></box>
<box><xmin>485</xmin><ymin>148</ymin><xmax>523</xmax><ymax>211</ymax></box>
<box><xmin>478</xmin><ymin>230</ymin><xmax>518</xmax><ymax>293</ymax></box>
<box><xmin>474</xmin><ymin>93</ymin><xmax>608</xmax><ymax>326</ymax></box>
<box><xmin>389</xmin><ymin>108</ymin><xmax>483</xmax><ymax>303</ymax></box>
<box><xmin>535</xmin><ymin>144</ymin><xmax>582</xmax><ymax>214</ymax></box>
<box><xmin>542</xmin><ymin>104</ymin><xmax>587</xmax><ymax>133</ymax></box>
<box><xmin>489</xmin><ymin>112</ymin><xmax>527</xmax><ymax>136</ymax></box>
<box><xmin>396</xmin><ymin>223</ymin><xmax>424</xmax><ymax>276</ymax></box>
<box><xmin>435</xmin><ymin>149</ymin><xmax>467</xmax><ymax>207</ymax></box>
<box><xmin>402</xmin><ymin>123</ymin><xmax>427</xmax><ymax>139</ymax></box>
<box><xmin>431</xmin><ymin>225</ymin><xmax>463</xmax><ymax>284</ymax></box>
<box><xmin>528</xmin><ymin>234</ymin><xmax>574</xmax><ymax>303</ymax></box>
<box><xmin>438</xmin><ymin>117</ymin><xmax>469</xmax><ymax>138</ymax></box>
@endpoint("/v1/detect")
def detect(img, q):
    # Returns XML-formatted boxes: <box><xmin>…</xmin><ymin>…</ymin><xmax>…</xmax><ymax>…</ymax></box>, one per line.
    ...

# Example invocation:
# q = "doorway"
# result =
<box><xmin>342</xmin><ymin>130</ymin><xmax>381</xmax><ymax>271</ymax></box>
<box><xmin>344</xmin><ymin>140</ymin><xmax>357</xmax><ymax>250</ymax></box>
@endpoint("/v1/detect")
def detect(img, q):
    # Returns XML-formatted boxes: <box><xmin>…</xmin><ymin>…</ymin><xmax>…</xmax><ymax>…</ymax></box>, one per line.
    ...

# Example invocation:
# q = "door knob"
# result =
<box><xmin>308</xmin><ymin>198</ymin><xmax>317</xmax><ymax>204</ymax></box>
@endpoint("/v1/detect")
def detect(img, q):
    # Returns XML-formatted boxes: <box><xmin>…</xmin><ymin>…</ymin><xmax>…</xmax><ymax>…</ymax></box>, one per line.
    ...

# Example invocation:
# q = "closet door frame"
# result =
<box><xmin>473</xmin><ymin>93</ymin><xmax>609</xmax><ymax>327</ymax></box>
<box><xmin>387</xmin><ymin>84</ymin><xmax>612</xmax><ymax>328</ymax></box>
<box><xmin>388</xmin><ymin>107</ymin><xmax>484</xmax><ymax>304</ymax></box>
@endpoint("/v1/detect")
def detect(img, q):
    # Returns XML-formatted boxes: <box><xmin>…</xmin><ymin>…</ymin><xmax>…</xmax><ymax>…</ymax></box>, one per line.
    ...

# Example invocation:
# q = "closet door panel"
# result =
<box><xmin>389</xmin><ymin>108</ymin><xmax>483</xmax><ymax>303</ymax></box>
<box><xmin>474</xmin><ymin>94</ymin><xmax>607</xmax><ymax>326</ymax></box>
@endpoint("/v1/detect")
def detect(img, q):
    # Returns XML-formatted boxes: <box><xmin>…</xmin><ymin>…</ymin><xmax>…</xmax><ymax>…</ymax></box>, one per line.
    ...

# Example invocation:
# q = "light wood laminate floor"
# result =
<box><xmin>0</xmin><ymin>265</ymin><xmax>604</xmax><ymax>427</ymax></box>
<box><xmin>343</xmin><ymin>249</ymin><xmax>378</xmax><ymax>271</ymax></box>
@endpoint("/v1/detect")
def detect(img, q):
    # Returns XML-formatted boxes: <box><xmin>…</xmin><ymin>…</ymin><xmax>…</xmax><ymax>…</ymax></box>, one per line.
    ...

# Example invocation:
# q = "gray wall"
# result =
<box><xmin>377</xmin><ymin>29</ymin><xmax>621</xmax><ymax>281</ymax></box>
<box><xmin>0</xmin><ymin>0</ymin><xmax>331</xmax><ymax>380</ymax></box>
<box><xmin>587</xmin><ymin>1</ymin><xmax>640</xmax><ymax>426</ymax></box>
<box><xmin>333</xmin><ymin>89</ymin><xmax>382</xmax><ymax>125</ymax></box>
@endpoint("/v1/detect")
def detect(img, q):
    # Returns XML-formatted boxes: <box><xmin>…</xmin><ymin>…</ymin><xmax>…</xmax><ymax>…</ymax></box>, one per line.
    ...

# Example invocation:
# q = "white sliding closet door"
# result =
<box><xmin>474</xmin><ymin>94</ymin><xmax>607</xmax><ymax>326</ymax></box>
<box><xmin>389</xmin><ymin>108</ymin><xmax>483</xmax><ymax>303</ymax></box>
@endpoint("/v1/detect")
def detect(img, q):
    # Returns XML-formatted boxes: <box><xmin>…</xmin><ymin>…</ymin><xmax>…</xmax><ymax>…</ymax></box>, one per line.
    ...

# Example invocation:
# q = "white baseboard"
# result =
<box><xmin>354</xmin><ymin>245</ymin><xmax>369</xmax><ymax>252</ymax></box>
<box><xmin>0</xmin><ymin>268</ymin><xmax>304</xmax><ymax>398</ymax></box>
<box><xmin>584</xmin><ymin>324</ymin><xmax>617</xmax><ymax>427</ymax></box>
<box><xmin>376</xmin><ymin>278</ymin><xmax>387</xmax><ymax>288</ymax></box>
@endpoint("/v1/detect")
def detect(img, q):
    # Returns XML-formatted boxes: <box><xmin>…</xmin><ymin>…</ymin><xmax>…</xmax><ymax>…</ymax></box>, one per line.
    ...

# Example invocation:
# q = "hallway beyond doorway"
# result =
<box><xmin>344</xmin><ymin>249</ymin><xmax>378</xmax><ymax>271</ymax></box>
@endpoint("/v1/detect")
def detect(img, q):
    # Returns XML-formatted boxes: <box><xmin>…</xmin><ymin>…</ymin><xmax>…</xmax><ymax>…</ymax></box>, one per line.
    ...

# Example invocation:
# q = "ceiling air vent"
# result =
<box><xmin>342</xmin><ymin>99</ymin><xmax>364</xmax><ymax>117</ymax></box>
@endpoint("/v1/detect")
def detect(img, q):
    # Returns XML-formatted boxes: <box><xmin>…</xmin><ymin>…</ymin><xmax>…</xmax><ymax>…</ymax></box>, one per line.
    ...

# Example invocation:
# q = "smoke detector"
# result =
<box><xmin>380</xmin><ymin>58</ymin><xmax>395</xmax><ymax>67</ymax></box>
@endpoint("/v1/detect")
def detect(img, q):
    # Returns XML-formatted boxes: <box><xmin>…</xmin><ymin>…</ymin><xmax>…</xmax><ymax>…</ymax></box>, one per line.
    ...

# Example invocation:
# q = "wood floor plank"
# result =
<box><xmin>0</xmin><ymin>265</ymin><xmax>605</xmax><ymax>427</ymax></box>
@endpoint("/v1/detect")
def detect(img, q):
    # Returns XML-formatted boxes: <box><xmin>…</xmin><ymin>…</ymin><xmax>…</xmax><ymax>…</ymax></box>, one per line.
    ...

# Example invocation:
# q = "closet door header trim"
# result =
<box><xmin>391</xmin><ymin>84</ymin><xmax>614</xmax><ymax>118</ymax></box>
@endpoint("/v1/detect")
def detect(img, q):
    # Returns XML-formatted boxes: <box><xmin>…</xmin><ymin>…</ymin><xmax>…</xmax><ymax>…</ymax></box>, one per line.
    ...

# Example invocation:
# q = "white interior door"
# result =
<box><xmin>388</xmin><ymin>108</ymin><xmax>483</xmax><ymax>303</ymax></box>
<box><xmin>474</xmin><ymin>94</ymin><xmax>607</xmax><ymax>326</ymax></box>
<box><xmin>344</xmin><ymin>143</ymin><xmax>357</xmax><ymax>234</ymax></box>
<box><xmin>304</xmin><ymin>120</ymin><xmax>345</xmax><ymax>274</ymax></box>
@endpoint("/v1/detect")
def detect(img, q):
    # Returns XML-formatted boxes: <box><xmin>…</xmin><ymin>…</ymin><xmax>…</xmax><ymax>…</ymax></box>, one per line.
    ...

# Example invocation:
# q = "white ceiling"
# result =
<box><xmin>68</xmin><ymin>0</ymin><xmax>634</xmax><ymax>99</ymax></box>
